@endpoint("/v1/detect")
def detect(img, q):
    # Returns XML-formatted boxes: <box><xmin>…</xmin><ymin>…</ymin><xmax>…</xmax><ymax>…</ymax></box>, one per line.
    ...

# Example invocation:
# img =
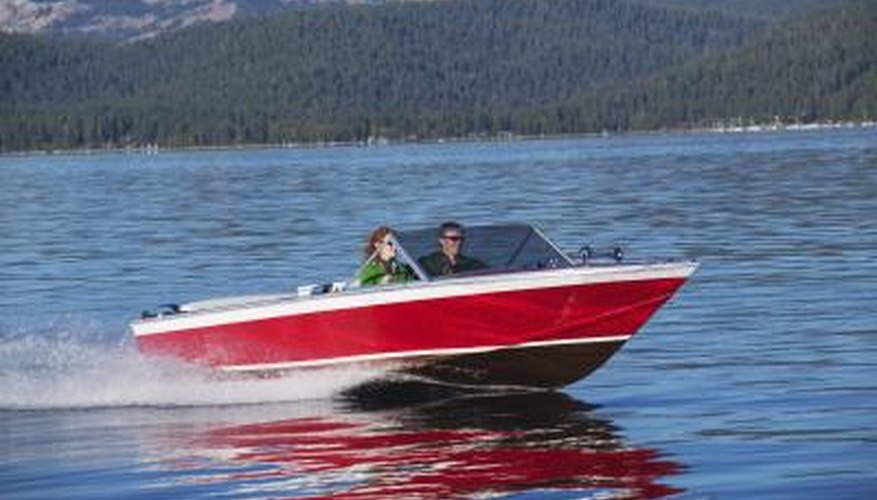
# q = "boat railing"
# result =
<box><xmin>573</xmin><ymin>244</ymin><xmax>625</xmax><ymax>266</ymax></box>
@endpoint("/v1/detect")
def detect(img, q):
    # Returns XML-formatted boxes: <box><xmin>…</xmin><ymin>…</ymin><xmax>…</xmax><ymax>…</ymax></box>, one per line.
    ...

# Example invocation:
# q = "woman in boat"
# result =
<box><xmin>358</xmin><ymin>226</ymin><xmax>416</xmax><ymax>286</ymax></box>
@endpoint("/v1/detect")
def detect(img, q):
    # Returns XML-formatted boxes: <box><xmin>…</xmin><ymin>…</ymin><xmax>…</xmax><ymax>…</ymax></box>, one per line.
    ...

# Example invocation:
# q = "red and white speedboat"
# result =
<box><xmin>132</xmin><ymin>223</ymin><xmax>696</xmax><ymax>389</ymax></box>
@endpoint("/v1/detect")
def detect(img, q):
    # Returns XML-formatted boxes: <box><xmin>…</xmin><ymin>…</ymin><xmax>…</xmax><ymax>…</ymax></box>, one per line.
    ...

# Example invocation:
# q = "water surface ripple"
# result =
<box><xmin>1</xmin><ymin>129</ymin><xmax>875</xmax><ymax>498</ymax></box>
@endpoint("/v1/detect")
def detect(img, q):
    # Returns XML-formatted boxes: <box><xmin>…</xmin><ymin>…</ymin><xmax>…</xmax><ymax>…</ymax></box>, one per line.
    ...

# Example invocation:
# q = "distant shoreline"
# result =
<box><xmin>2</xmin><ymin>120</ymin><xmax>874</xmax><ymax>158</ymax></box>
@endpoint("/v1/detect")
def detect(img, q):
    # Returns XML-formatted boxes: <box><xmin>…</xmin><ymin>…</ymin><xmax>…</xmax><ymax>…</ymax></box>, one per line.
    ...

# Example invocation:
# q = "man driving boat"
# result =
<box><xmin>418</xmin><ymin>221</ymin><xmax>487</xmax><ymax>276</ymax></box>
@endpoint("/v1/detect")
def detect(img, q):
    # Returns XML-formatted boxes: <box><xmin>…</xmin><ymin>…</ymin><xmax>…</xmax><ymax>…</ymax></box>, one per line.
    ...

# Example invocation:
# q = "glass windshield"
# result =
<box><xmin>397</xmin><ymin>223</ymin><xmax>572</xmax><ymax>279</ymax></box>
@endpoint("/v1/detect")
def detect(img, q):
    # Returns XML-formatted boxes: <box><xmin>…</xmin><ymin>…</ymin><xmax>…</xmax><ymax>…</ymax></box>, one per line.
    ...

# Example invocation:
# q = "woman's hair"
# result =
<box><xmin>364</xmin><ymin>226</ymin><xmax>393</xmax><ymax>260</ymax></box>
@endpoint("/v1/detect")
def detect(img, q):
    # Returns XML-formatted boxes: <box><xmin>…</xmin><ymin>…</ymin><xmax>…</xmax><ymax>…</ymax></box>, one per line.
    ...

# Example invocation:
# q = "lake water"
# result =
<box><xmin>1</xmin><ymin>128</ymin><xmax>875</xmax><ymax>499</ymax></box>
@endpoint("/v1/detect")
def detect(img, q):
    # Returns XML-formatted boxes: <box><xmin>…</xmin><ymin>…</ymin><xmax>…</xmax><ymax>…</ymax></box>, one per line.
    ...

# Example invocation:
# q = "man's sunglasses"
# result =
<box><xmin>441</xmin><ymin>235</ymin><xmax>464</xmax><ymax>242</ymax></box>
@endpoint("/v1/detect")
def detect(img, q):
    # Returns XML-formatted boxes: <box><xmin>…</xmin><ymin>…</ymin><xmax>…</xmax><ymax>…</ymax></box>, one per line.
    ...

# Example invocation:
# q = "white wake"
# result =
<box><xmin>0</xmin><ymin>323</ymin><xmax>383</xmax><ymax>410</ymax></box>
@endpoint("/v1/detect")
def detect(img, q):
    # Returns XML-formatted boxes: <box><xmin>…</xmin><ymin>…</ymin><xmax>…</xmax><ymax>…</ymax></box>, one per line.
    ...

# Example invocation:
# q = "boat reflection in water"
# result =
<box><xmin>164</xmin><ymin>386</ymin><xmax>684</xmax><ymax>499</ymax></box>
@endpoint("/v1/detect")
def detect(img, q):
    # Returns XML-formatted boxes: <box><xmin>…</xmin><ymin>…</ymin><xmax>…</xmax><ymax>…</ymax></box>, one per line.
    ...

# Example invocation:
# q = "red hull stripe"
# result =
<box><xmin>218</xmin><ymin>335</ymin><xmax>632</xmax><ymax>372</ymax></box>
<box><xmin>135</xmin><ymin>275</ymin><xmax>689</xmax><ymax>368</ymax></box>
<box><xmin>132</xmin><ymin>263</ymin><xmax>696</xmax><ymax>337</ymax></box>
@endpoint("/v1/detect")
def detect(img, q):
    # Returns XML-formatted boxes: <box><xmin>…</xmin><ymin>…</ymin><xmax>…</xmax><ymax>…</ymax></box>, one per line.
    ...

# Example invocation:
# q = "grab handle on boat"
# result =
<box><xmin>612</xmin><ymin>245</ymin><xmax>624</xmax><ymax>262</ymax></box>
<box><xmin>297</xmin><ymin>282</ymin><xmax>346</xmax><ymax>296</ymax></box>
<box><xmin>578</xmin><ymin>245</ymin><xmax>624</xmax><ymax>264</ymax></box>
<box><xmin>579</xmin><ymin>245</ymin><xmax>594</xmax><ymax>264</ymax></box>
<box><xmin>141</xmin><ymin>303</ymin><xmax>181</xmax><ymax>319</ymax></box>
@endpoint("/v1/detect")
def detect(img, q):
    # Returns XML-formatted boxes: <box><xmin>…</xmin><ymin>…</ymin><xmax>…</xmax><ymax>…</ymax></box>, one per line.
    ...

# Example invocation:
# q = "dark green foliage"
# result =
<box><xmin>631</xmin><ymin>0</ymin><xmax>842</xmax><ymax>20</ymax></box>
<box><xmin>556</xmin><ymin>0</ymin><xmax>877</xmax><ymax>131</ymax></box>
<box><xmin>0</xmin><ymin>0</ymin><xmax>873</xmax><ymax>152</ymax></box>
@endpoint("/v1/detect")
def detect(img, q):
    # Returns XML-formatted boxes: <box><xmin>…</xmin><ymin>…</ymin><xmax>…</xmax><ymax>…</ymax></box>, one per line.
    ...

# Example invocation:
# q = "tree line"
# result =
<box><xmin>0</xmin><ymin>0</ymin><xmax>873</xmax><ymax>152</ymax></box>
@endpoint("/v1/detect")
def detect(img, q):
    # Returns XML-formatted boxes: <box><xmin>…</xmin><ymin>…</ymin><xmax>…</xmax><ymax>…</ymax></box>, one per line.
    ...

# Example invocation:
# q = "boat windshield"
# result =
<box><xmin>397</xmin><ymin>223</ymin><xmax>574</xmax><ymax>280</ymax></box>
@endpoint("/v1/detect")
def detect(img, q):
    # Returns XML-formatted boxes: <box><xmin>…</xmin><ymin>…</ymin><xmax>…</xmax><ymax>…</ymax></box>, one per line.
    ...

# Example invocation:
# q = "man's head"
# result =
<box><xmin>437</xmin><ymin>221</ymin><xmax>465</xmax><ymax>258</ymax></box>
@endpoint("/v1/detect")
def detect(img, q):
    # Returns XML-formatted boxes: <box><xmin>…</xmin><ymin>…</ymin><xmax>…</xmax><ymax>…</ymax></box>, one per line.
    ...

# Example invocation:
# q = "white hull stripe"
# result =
<box><xmin>133</xmin><ymin>262</ymin><xmax>698</xmax><ymax>336</ymax></box>
<box><xmin>219</xmin><ymin>335</ymin><xmax>632</xmax><ymax>372</ymax></box>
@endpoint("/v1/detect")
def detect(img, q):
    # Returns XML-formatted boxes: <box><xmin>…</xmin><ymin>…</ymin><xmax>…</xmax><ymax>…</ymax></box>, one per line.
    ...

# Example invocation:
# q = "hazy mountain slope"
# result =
<box><xmin>2</xmin><ymin>0</ymin><xmax>386</xmax><ymax>41</ymax></box>
<box><xmin>1</xmin><ymin>0</ymin><xmax>235</xmax><ymax>40</ymax></box>
<box><xmin>0</xmin><ymin>0</ymin><xmax>838</xmax><ymax>42</ymax></box>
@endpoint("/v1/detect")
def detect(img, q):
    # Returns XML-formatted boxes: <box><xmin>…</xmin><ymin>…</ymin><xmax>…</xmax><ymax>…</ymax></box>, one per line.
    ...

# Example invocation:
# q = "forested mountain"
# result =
<box><xmin>0</xmin><ymin>0</ymin><xmax>759</xmax><ymax>150</ymax></box>
<box><xmin>0</xmin><ymin>0</ymin><xmax>874</xmax><ymax>152</ymax></box>
<box><xmin>511</xmin><ymin>0</ymin><xmax>877</xmax><ymax>133</ymax></box>
<box><xmin>1</xmin><ymin>0</ymin><xmax>840</xmax><ymax>42</ymax></box>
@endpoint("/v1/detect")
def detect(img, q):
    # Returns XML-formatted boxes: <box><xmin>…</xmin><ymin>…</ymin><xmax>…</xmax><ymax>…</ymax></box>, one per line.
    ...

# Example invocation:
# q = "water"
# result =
<box><xmin>1</xmin><ymin>128</ymin><xmax>875</xmax><ymax>498</ymax></box>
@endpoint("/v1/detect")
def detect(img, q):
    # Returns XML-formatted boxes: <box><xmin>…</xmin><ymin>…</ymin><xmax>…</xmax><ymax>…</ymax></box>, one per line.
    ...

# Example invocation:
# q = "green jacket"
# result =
<box><xmin>358</xmin><ymin>260</ymin><xmax>416</xmax><ymax>286</ymax></box>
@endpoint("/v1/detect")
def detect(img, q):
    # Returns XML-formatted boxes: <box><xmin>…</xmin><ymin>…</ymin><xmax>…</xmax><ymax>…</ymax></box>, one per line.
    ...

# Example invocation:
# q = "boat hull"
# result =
<box><xmin>402</xmin><ymin>339</ymin><xmax>627</xmax><ymax>388</ymax></box>
<box><xmin>133</xmin><ymin>263</ymin><xmax>696</xmax><ymax>388</ymax></box>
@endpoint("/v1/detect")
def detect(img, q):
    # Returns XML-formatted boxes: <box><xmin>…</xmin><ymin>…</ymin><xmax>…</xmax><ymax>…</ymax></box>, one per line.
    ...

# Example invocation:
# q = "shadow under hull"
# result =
<box><xmin>401</xmin><ymin>339</ymin><xmax>626</xmax><ymax>389</ymax></box>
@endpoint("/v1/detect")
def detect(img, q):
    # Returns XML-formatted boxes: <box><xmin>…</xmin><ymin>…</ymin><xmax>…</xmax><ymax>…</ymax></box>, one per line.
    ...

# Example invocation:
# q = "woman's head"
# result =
<box><xmin>365</xmin><ymin>226</ymin><xmax>396</xmax><ymax>262</ymax></box>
